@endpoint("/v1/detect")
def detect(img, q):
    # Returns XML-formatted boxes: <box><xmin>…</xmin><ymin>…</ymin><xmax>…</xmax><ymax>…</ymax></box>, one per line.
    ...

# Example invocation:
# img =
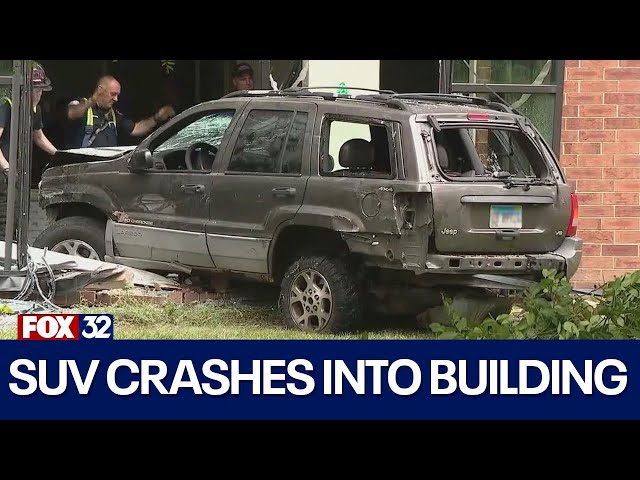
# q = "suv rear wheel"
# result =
<box><xmin>279</xmin><ymin>255</ymin><xmax>364</xmax><ymax>334</ymax></box>
<box><xmin>33</xmin><ymin>216</ymin><xmax>106</xmax><ymax>260</ymax></box>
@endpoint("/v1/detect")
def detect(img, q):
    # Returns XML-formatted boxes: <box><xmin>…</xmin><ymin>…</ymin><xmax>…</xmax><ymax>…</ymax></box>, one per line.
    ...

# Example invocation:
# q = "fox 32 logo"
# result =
<box><xmin>17</xmin><ymin>314</ymin><xmax>114</xmax><ymax>341</ymax></box>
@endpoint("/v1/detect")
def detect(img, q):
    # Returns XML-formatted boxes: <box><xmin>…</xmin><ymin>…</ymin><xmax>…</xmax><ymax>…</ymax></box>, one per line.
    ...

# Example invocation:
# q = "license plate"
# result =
<box><xmin>490</xmin><ymin>205</ymin><xmax>522</xmax><ymax>229</ymax></box>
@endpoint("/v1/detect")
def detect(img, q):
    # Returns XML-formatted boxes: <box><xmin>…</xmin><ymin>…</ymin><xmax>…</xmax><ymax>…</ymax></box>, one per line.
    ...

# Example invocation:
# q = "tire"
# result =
<box><xmin>279</xmin><ymin>255</ymin><xmax>364</xmax><ymax>334</ymax></box>
<box><xmin>33</xmin><ymin>216</ymin><xmax>106</xmax><ymax>260</ymax></box>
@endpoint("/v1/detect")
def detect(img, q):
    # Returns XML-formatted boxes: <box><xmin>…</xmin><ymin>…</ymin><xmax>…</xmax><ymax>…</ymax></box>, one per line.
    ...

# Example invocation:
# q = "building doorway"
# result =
<box><xmin>379</xmin><ymin>60</ymin><xmax>441</xmax><ymax>93</ymax></box>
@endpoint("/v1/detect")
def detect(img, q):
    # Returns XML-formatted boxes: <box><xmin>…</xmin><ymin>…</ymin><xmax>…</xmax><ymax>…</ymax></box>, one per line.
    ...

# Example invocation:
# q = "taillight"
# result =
<box><xmin>567</xmin><ymin>192</ymin><xmax>579</xmax><ymax>237</ymax></box>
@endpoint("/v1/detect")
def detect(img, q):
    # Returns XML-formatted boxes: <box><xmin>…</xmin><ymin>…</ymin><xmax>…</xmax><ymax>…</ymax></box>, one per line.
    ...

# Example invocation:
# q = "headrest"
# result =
<box><xmin>436</xmin><ymin>144</ymin><xmax>449</xmax><ymax>169</ymax></box>
<box><xmin>339</xmin><ymin>138</ymin><xmax>374</xmax><ymax>169</ymax></box>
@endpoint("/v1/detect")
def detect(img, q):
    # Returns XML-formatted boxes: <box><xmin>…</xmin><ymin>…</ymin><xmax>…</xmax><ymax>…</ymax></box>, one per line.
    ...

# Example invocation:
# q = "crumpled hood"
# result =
<box><xmin>58</xmin><ymin>145</ymin><xmax>137</xmax><ymax>158</ymax></box>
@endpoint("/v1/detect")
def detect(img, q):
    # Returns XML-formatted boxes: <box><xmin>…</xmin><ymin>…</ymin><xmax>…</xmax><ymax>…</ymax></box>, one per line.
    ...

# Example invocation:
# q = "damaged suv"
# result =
<box><xmin>34</xmin><ymin>89</ymin><xmax>582</xmax><ymax>333</ymax></box>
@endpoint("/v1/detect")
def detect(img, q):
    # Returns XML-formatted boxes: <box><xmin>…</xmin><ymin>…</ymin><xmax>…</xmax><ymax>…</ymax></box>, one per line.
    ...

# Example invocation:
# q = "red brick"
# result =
<box><xmin>618</xmin><ymin>80</ymin><xmax>640</xmax><ymax>91</ymax></box>
<box><xmin>565</xmin><ymin>93</ymin><xmax>603</xmax><ymax>105</ymax></box>
<box><xmin>562</xmin><ymin>105</ymin><xmax>579</xmax><ymax>117</ymax></box>
<box><xmin>614</xmin><ymin>155</ymin><xmax>640</xmax><ymax>167</ymax></box>
<box><xmin>577</xmin><ymin>218</ymin><xmax>601</xmax><ymax>230</ymax></box>
<box><xmin>602</xmin><ymin>245</ymin><xmax>639</xmax><ymax>256</ymax></box>
<box><xmin>605</xmin><ymin>118</ymin><xmax>640</xmax><ymax>129</ymax></box>
<box><xmin>560</xmin><ymin>154</ymin><xmax>577</xmax><ymax>166</ymax></box>
<box><xmin>603</xmin><ymin>167</ymin><xmax>640</xmax><ymax>179</ymax></box>
<box><xmin>605</xmin><ymin>92</ymin><xmax>640</xmax><ymax>103</ymax></box>
<box><xmin>579</xmin><ymin>130</ymin><xmax>616</xmax><ymax>142</ymax></box>
<box><xmin>572</xmin><ymin>269</ymin><xmax>604</xmax><ymax>283</ymax></box>
<box><xmin>603</xmin><ymin>143</ymin><xmax>639</xmax><ymax>155</ymax></box>
<box><xmin>568</xmin><ymin>179</ymin><xmax>577</xmax><ymax>191</ymax></box>
<box><xmin>615</xmin><ymin>230</ymin><xmax>640</xmax><ymax>242</ymax></box>
<box><xmin>562</xmin><ymin>130</ymin><xmax>579</xmax><ymax>142</ymax></box>
<box><xmin>580</xmin><ymin>256</ymin><xmax>614</xmax><ymax>269</ymax></box>
<box><xmin>567</xmin><ymin>69</ymin><xmax>603</xmax><ymax>80</ymax></box>
<box><xmin>576</xmin><ymin>192</ymin><xmax>603</xmax><ymax>205</ymax></box>
<box><xmin>565</xmin><ymin>60</ymin><xmax>580</xmax><ymax>68</ymax></box>
<box><xmin>602</xmin><ymin>218</ymin><xmax>640</xmax><ymax>230</ymax></box>
<box><xmin>577</xmin><ymin>154</ymin><xmax>613</xmax><ymax>167</ymax></box>
<box><xmin>563</xmin><ymin>143</ymin><xmax>601</xmax><ymax>155</ymax></box>
<box><xmin>616</xmin><ymin>130</ymin><xmax>640</xmax><ymax>142</ymax></box>
<box><xmin>565</xmin><ymin>118</ymin><xmax>603</xmax><ymax>130</ymax></box>
<box><xmin>576</xmin><ymin>179</ymin><xmax>614</xmax><ymax>192</ymax></box>
<box><xmin>183</xmin><ymin>291</ymin><xmax>199</xmax><ymax>303</ymax></box>
<box><xmin>615</xmin><ymin>180</ymin><xmax>640</xmax><ymax>191</ymax></box>
<box><xmin>605</xmin><ymin>68</ymin><xmax>640</xmax><ymax>80</ymax></box>
<box><xmin>603</xmin><ymin>270</ymin><xmax>625</xmax><ymax>282</ymax></box>
<box><xmin>580</xmin><ymin>104</ymin><xmax>617</xmax><ymax>117</ymax></box>
<box><xmin>96</xmin><ymin>292</ymin><xmax>116</xmax><ymax>306</ymax></box>
<box><xmin>580</xmin><ymin>205</ymin><xmax>613</xmax><ymax>217</ymax></box>
<box><xmin>584</xmin><ymin>60</ymin><xmax>619</xmax><ymax>68</ymax></box>
<box><xmin>579</xmin><ymin>231</ymin><xmax>614</xmax><ymax>243</ymax></box>
<box><xmin>583</xmin><ymin>244</ymin><xmax>602</xmax><ymax>256</ymax></box>
<box><xmin>579</xmin><ymin>80</ymin><xmax>618</xmax><ymax>92</ymax></box>
<box><xmin>620</xmin><ymin>61</ymin><xmax>640</xmax><ymax>67</ymax></box>
<box><xmin>618</xmin><ymin>105</ymin><xmax>640</xmax><ymax>117</ymax></box>
<box><xmin>615</xmin><ymin>258</ymin><xmax>640</xmax><ymax>269</ymax></box>
<box><xmin>167</xmin><ymin>290</ymin><xmax>184</xmax><ymax>303</ymax></box>
<box><xmin>563</xmin><ymin>80</ymin><xmax>579</xmax><ymax>93</ymax></box>
<box><xmin>604</xmin><ymin>193</ymin><xmax>639</xmax><ymax>205</ymax></box>
<box><xmin>615</xmin><ymin>206</ymin><xmax>640</xmax><ymax>217</ymax></box>
<box><xmin>564</xmin><ymin>167</ymin><xmax>602</xmax><ymax>179</ymax></box>
<box><xmin>80</xmin><ymin>291</ymin><xmax>97</xmax><ymax>304</ymax></box>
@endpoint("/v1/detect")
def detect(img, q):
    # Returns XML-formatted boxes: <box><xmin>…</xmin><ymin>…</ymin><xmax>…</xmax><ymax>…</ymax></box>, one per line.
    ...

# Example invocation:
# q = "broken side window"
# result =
<box><xmin>227</xmin><ymin>109</ymin><xmax>307</xmax><ymax>175</ymax></box>
<box><xmin>319</xmin><ymin>117</ymin><xmax>395</xmax><ymax>179</ymax></box>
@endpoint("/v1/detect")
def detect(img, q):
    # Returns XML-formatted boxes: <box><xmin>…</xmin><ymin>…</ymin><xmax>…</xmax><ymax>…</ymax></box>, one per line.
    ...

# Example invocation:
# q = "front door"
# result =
<box><xmin>111</xmin><ymin>103</ymin><xmax>242</xmax><ymax>268</ymax></box>
<box><xmin>207</xmin><ymin>101</ymin><xmax>316</xmax><ymax>274</ymax></box>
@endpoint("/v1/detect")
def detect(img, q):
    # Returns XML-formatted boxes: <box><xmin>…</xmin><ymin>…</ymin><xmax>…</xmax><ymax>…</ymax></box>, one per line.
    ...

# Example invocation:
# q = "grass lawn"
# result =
<box><xmin>0</xmin><ymin>294</ymin><xmax>433</xmax><ymax>340</ymax></box>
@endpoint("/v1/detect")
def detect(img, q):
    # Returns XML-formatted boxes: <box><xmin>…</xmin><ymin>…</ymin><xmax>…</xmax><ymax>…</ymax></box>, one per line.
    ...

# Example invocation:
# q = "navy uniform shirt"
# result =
<box><xmin>0</xmin><ymin>98</ymin><xmax>43</xmax><ymax>159</ymax></box>
<box><xmin>64</xmin><ymin>99</ymin><xmax>135</xmax><ymax>149</ymax></box>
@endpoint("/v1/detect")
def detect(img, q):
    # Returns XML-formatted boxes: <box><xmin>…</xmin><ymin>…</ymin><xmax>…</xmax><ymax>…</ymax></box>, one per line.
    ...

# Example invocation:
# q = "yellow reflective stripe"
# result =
<box><xmin>86</xmin><ymin>105</ymin><xmax>117</xmax><ymax>128</ymax></box>
<box><xmin>2</xmin><ymin>97</ymin><xmax>11</xmax><ymax>107</ymax></box>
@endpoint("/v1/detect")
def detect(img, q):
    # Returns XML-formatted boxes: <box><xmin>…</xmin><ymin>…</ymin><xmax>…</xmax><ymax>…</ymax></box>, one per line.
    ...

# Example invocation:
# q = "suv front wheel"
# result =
<box><xmin>33</xmin><ymin>216</ymin><xmax>106</xmax><ymax>261</ymax></box>
<box><xmin>279</xmin><ymin>255</ymin><xmax>364</xmax><ymax>334</ymax></box>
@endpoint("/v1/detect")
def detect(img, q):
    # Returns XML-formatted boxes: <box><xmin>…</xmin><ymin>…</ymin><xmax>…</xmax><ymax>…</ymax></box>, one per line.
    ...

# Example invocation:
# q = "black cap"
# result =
<box><xmin>232</xmin><ymin>62</ymin><xmax>253</xmax><ymax>78</ymax></box>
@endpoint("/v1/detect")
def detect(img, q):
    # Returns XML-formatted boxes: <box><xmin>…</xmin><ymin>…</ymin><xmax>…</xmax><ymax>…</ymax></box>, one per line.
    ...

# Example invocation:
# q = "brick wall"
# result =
<box><xmin>562</xmin><ymin>60</ymin><xmax>640</xmax><ymax>288</ymax></box>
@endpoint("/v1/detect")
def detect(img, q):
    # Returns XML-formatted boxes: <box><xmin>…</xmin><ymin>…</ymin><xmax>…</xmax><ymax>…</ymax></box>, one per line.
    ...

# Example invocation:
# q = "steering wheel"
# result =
<box><xmin>185</xmin><ymin>142</ymin><xmax>218</xmax><ymax>170</ymax></box>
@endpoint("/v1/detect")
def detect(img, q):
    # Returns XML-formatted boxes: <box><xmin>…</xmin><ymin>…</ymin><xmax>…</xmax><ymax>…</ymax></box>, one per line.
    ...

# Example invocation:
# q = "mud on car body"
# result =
<box><xmin>35</xmin><ymin>89</ymin><xmax>582</xmax><ymax>333</ymax></box>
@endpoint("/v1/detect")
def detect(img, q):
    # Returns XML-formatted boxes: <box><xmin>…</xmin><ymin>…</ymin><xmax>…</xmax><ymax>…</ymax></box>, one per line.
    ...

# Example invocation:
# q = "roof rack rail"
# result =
<box><xmin>353</xmin><ymin>92</ymin><xmax>516</xmax><ymax>114</ymax></box>
<box><xmin>282</xmin><ymin>86</ymin><xmax>398</xmax><ymax>95</ymax></box>
<box><xmin>221</xmin><ymin>88</ymin><xmax>342</xmax><ymax>101</ymax></box>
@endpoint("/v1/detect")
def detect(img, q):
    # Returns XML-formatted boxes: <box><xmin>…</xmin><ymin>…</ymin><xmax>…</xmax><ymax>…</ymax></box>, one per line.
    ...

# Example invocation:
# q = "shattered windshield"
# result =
<box><xmin>155</xmin><ymin>110</ymin><xmax>235</xmax><ymax>153</ymax></box>
<box><xmin>427</xmin><ymin>126</ymin><xmax>551</xmax><ymax>181</ymax></box>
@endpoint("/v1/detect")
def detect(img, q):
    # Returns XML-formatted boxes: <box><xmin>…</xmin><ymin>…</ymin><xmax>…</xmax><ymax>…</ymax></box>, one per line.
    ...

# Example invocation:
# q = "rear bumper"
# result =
<box><xmin>423</xmin><ymin>236</ymin><xmax>583</xmax><ymax>278</ymax></box>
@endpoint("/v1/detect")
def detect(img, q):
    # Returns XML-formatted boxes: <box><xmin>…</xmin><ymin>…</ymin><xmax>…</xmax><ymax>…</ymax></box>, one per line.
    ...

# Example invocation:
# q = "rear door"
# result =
<box><xmin>425</xmin><ymin>115</ymin><xmax>571</xmax><ymax>254</ymax></box>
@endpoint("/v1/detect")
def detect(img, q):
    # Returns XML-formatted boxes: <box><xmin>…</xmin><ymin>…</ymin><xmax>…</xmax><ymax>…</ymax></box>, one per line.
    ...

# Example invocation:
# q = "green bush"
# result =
<box><xmin>430</xmin><ymin>269</ymin><xmax>640</xmax><ymax>340</ymax></box>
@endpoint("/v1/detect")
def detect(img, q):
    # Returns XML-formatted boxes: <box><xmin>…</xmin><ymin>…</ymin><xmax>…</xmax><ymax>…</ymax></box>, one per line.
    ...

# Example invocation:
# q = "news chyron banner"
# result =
<box><xmin>0</xmin><ymin>312</ymin><xmax>639</xmax><ymax>420</ymax></box>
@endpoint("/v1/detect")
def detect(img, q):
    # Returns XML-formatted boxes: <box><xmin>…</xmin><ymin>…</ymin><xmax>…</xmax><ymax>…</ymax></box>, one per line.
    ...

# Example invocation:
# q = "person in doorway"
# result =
<box><xmin>231</xmin><ymin>63</ymin><xmax>255</xmax><ymax>91</ymax></box>
<box><xmin>64</xmin><ymin>75</ymin><xmax>176</xmax><ymax>149</ymax></box>
<box><xmin>0</xmin><ymin>61</ymin><xmax>58</xmax><ymax>242</ymax></box>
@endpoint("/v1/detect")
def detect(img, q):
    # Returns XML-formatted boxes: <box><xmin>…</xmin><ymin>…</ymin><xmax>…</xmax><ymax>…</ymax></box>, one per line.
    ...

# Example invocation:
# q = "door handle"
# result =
<box><xmin>272</xmin><ymin>187</ymin><xmax>297</xmax><ymax>197</ymax></box>
<box><xmin>181</xmin><ymin>184</ymin><xmax>205</xmax><ymax>194</ymax></box>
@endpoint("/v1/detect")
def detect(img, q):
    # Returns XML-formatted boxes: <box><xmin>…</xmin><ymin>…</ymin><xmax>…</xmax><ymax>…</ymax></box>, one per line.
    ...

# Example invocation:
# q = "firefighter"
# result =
<box><xmin>65</xmin><ymin>75</ymin><xmax>176</xmax><ymax>149</ymax></box>
<box><xmin>0</xmin><ymin>61</ymin><xmax>58</xmax><ymax>242</ymax></box>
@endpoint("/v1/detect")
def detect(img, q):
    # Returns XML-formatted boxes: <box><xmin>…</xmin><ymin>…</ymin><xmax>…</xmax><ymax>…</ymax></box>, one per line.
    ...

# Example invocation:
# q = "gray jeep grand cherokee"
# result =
<box><xmin>34</xmin><ymin>88</ymin><xmax>582</xmax><ymax>333</ymax></box>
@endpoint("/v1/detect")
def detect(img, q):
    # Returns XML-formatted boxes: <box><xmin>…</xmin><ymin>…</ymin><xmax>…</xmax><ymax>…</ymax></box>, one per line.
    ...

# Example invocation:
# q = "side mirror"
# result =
<box><xmin>128</xmin><ymin>148</ymin><xmax>153</xmax><ymax>172</ymax></box>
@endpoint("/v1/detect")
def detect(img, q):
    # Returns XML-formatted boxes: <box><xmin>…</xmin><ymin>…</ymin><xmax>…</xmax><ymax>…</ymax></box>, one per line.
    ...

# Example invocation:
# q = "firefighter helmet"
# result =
<box><xmin>31</xmin><ymin>61</ymin><xmax>52</xmax><ymax>91</ymax></box>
